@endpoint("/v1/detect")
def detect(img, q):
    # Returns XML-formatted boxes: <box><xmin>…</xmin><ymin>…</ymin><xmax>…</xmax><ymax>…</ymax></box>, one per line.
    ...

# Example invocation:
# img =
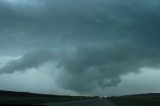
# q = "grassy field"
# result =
<box><xmin>108</xmin><ymin>93</ymin><xmax>160</xmax><ymax>106</ymax></box>
<box><xmin>0</xmin><ymin>90</ymin><xmax>97</xmax><ymax>105</ymax></box>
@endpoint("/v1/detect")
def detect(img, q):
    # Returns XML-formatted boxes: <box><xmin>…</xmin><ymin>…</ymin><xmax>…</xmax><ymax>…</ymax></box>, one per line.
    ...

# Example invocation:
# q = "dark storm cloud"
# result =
<box><xmin>57</xmin><ymin>43</ymin><xmax>160</xmax><ymax>92</ymax></box>
<box><xmin>0</xmin><ymin>50</ymin><xmax>54</xmax><ymax>74</ymax></box>
<box><xmin>0</xmin><ymin>0</ymin><xmax>160</xmax><ymax>93</ymax></box>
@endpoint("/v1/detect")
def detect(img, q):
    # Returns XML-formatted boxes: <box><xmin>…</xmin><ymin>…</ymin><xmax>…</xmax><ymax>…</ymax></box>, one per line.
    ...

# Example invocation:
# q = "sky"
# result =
<box><xmin>0</xmin><ymin>0</ymin><xmax>160</xmax><ymax>96</ymax></box>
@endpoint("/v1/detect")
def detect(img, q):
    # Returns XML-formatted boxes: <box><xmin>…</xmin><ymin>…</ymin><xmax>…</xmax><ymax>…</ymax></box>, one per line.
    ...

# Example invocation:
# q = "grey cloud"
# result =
<box><xmin>57</xmin><ymin>43</ymin><xmax>160</xmax><ymax>92</ymax></box>
<box><xmin>0</xmin><ymin>0</ymin><xmax>160</xmax><ymax>94</ymax></box>
<box><xmin>0</xmin><ymin>50</ymin><xmax>54</xmax><ymax>74</ymax></box>
<box><xmin>0</xmin><ymin>0</ymin><xmax>160</xmax><ymax>46</ymax></box>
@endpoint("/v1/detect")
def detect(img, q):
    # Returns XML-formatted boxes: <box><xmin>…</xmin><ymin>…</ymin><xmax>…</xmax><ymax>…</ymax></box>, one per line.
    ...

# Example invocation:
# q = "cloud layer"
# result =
<box><xmin>0</xmin><ymin>0</ymin><xmax>160</xmax><ymax>94</ymax></box>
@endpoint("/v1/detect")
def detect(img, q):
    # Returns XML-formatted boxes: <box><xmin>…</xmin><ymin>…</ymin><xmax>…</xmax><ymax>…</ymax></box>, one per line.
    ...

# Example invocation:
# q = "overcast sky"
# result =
<box><xmin>0</xmin><ymin>0</ymin><xmax>160</xmax><ymax>96</ymax></box>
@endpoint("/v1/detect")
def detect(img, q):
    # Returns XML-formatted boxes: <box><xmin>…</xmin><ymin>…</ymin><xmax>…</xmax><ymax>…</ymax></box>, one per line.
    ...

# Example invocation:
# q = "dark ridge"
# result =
<box><xmin>0</xmin><ymin>90</ymin><xmax>97</xmax><ymax>105</ymax></box>
<box><xmin>0</xmin><ymin>90</ymin><xmax>81</xmax><ymax>98</ymax></box>
<box><xmin>118</xmin><ymin>93</ymin><xmax>160</xmax><ymax>97</ymax></box>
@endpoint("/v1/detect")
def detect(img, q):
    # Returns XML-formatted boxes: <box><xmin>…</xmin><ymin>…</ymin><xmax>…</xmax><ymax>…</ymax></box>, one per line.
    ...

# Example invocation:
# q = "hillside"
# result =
<box><xmin>0</xmin><ymin>90</ymin><xmax>96</xmax><ymax>105</ymax></box>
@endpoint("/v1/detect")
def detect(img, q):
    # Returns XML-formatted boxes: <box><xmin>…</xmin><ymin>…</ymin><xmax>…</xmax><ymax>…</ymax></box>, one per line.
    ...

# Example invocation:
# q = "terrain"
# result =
<box><xmin>108</xmin><ymin>93</ymin><xmax>160</xmax><ymax>106</ymax></box>
<box><xmin>0</xmin><ymin>90</ymin><xmax>96</xmax><ymax>105</ymax></box>
<box><xmin>1</xmin><ymin>90</ymin><xmax>160</xmax><ymax>106</ymax></box>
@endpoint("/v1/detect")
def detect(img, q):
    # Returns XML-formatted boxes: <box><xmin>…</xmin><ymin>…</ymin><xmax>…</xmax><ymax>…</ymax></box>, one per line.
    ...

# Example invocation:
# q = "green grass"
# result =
<box><xmin>108</xmin><ymin>94</ymin><xmax>160</xmax><ymax>106</ymax></box>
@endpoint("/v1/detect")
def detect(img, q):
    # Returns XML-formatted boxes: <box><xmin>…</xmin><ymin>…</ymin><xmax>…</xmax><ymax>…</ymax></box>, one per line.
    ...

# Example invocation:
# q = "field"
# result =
<box><xmin>0</xmin><ymin>90</ymin><xmax>97</xmax><ymax>105</ymax></box>
<box><xmin>108</xmin><ymin>93</ymin><xmax>160</xmax><ymax>106</ymax></box>
<box><xmin>1</xmin><ymin>90</ymin><xmax>160</xmax><ymax>106</ymax></box>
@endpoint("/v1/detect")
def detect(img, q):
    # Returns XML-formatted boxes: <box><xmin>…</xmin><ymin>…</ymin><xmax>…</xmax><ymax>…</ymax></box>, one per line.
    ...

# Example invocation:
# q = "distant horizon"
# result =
<box><xmin>1</xmin><ymin>89</ymin><xmax>160</xmax><ymax>97</ymax></box>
